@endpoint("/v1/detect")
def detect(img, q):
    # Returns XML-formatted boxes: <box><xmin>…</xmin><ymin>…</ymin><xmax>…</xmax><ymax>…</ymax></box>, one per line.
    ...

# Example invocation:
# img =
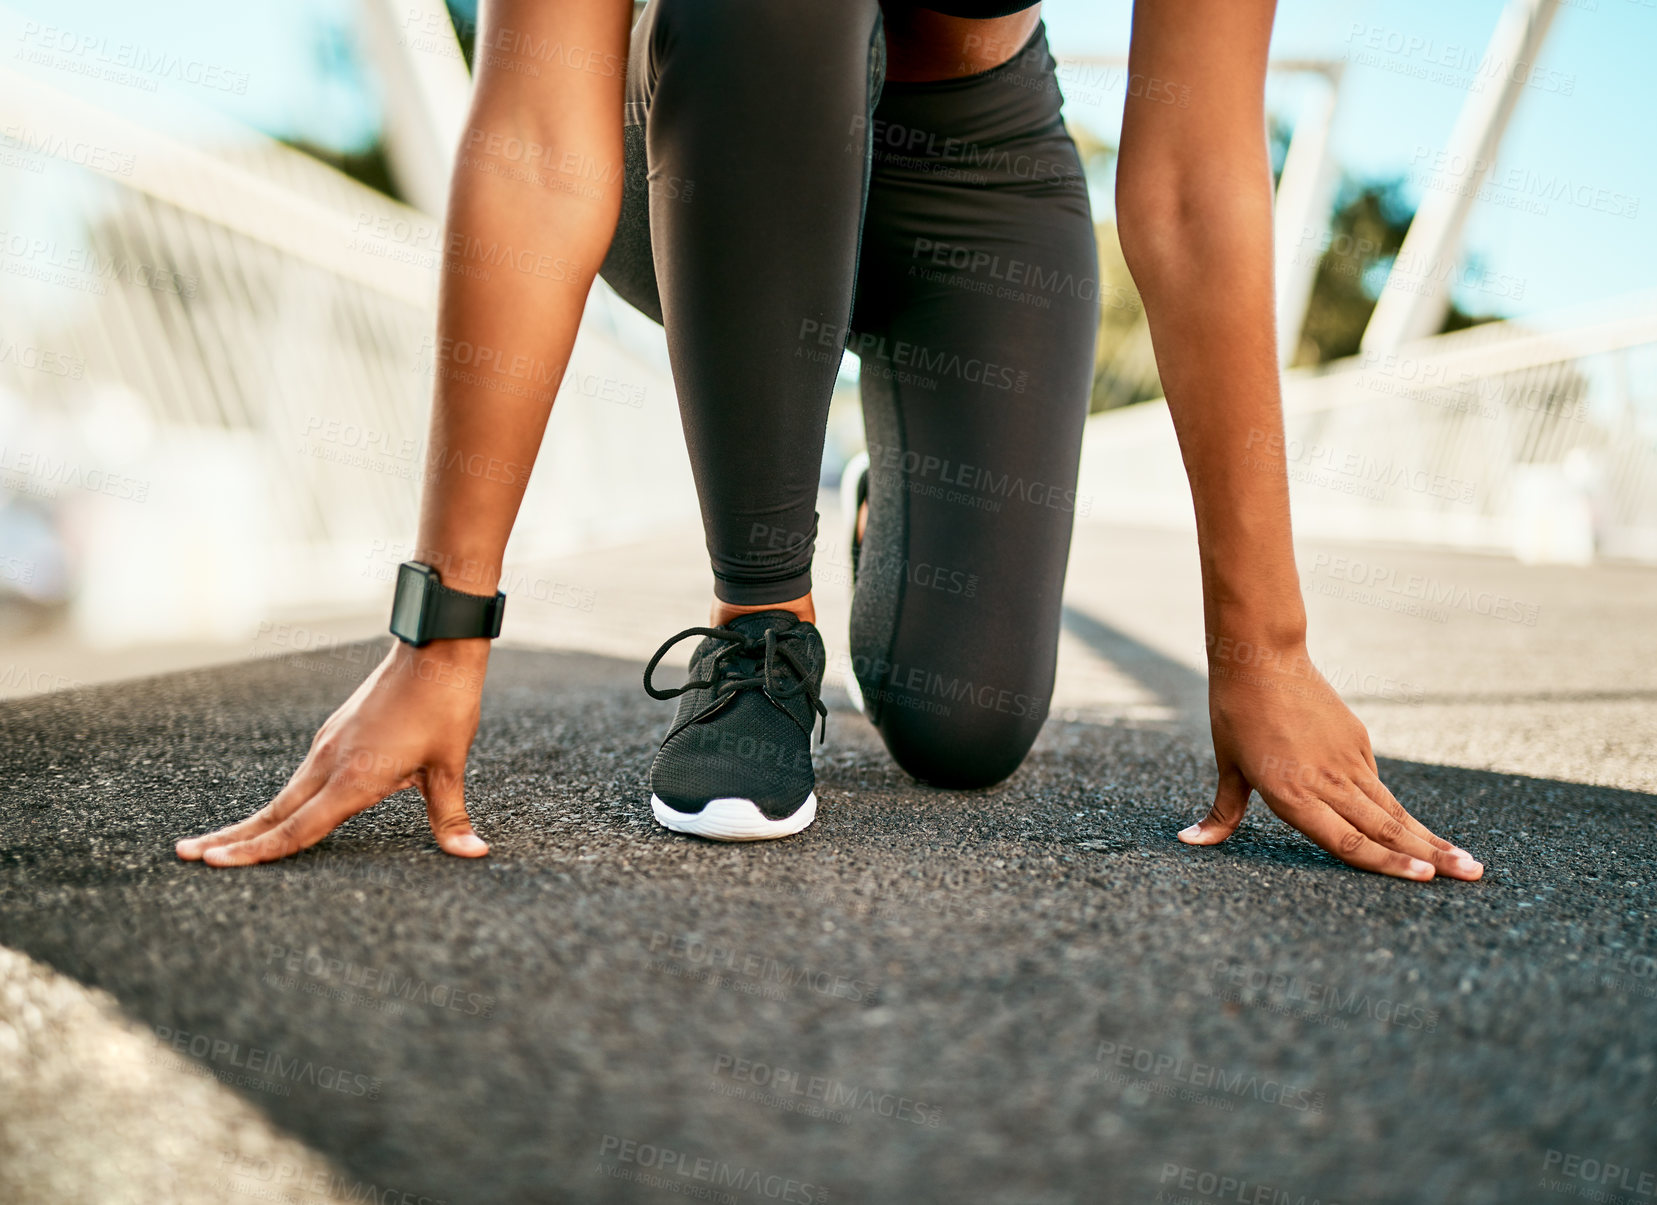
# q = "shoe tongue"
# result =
<box><xmin>724</xmin><ymin>610</ymin><xmax>804</xmax><ymax>639</ymax></box>
<box><xmin>715</xmin><ymin>611</ymin><xmax>820</xmax><ymax>695</ymax></box>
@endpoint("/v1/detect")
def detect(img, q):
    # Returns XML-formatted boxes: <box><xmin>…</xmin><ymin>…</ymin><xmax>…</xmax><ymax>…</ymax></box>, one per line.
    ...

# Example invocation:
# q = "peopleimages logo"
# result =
<box><xmin>1342</xmin><ymin>21</ymin><xmax>1576</xmax><ymax>97</ymax></box>
<box><xmin>1158</xmin><ymin>1163</ymin><xmax>1343</xmax><ymax>1205</ymax></box>
<box><xmin>262</xmin><ymin>943</ymin><xmax>497</xmax><ymax>1018</ymax></box>
<box><xmin>0</xmin><ymin>124</ymin><xmax>136</xmax><ymax>176</ymax></box>
<box><xmin>862</xmin><ymin>440</ymin><xmax>1088</xmax><ymax>514</ymax></box>
<box><xmin>0</xmin><ymin>337</ymin><xmax>87</xmax><ymax>378</ymax></box>
<box><xmin>1540</xmin><ymin>1149</ymin><xmax>1656</xmax><ymax>1198</ymax></box>
<box><xmin>712</xmin><ymin>1054</ymin><xmax>945</xmax><ymax>1128</ymax></box>
<box><xmin>645</xmin><ymin>932</ymin><xmax>875</xmax><ymax>1004</ymax></box>
<box><xmin>1408</xmin><ymin>146</ymin><xmax>1639</xmax><ymax>220</ymax></box>
<box><xmin>1243</xmin><ymin>428</ymin><xmax>1478</xmax><ymax>505</ymax></box>
<box><xmin>151</xmin><ymin>1025</ymin><xmax>382</xmax><ymax>1100</ymax></box>
<box><xmin>795</xmin><ymin>320</ymin><xmax>1027</xmax><ymax>394</ymax></box>
<box><xmin>906</xmin><ymin>236</ymin><xmax>1129</xmax><ymax>309</ymax></box>
<box><xmin>1354</xmin><ymin>349</ymin><xmax>1592</xmax><ymax>424</ymax></box>
<box><xmin>0</xmin><ymin>228</ymin><xmax>198</xmax><ymax>298</ymax></box>
<box><xmin>1208</xmin><ymin>958</ymin><xmax>1439</xmax><ymax>1032</ymax></box>
<box><xmin>850</xmin><ymin>114</ymin><xmax>1079</xmax><ymax>188</ymax></box>
<box><xmin>17</xmin><ymin>21</ymin><xmax>251</xmax><ymax>94</ymax></box>
<box><xmin>216</xmin><ymin>1151</ymin><xmax>446</xmax><ymax>1205</ymax></box>
<box><xmin>0</xmin><ymin>444</ymin><xmax>149</xmax><ymax>503</ymax></box>
<box><xmin>597</xmin><ymin>1136</ymin><xmax>828</xmax><ymax>1204</ymax></box>
<box><xmin>1305</xmin><ymin>553</ymin><xmax>1542</xmax><ymax>626</ymax></box>
<box><xmin>831</xmin><ymin>649</ymin><xmax>1043</xmax><ymax>721</ymax></box>
<box><xmin>1095</xmin><ymin>1040</ymin><xmax>1326</xmax><ymax>1113</ymax></box>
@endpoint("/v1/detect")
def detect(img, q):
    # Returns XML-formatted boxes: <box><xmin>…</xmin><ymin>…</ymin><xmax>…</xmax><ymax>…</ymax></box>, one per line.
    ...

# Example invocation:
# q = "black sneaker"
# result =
<box><xmin>642</xmin><ymin>610</ymin><xmax>828</xmax><ymax>841</ymax></box>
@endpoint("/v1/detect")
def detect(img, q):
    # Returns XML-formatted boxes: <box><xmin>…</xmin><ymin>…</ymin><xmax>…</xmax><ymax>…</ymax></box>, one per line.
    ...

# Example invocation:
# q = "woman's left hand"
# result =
<box><xmin>1180</xmin><ymin>642</ymin><xmax>1484</xmax><ymax>882</ymax></box>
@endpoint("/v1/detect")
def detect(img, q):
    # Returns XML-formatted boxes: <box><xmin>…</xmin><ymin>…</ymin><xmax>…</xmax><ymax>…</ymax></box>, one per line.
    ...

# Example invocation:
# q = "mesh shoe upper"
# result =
<box><xmin>644</xmin><ymin>611</ymin><xmax>827</xmax><ymax>820</ymax></box>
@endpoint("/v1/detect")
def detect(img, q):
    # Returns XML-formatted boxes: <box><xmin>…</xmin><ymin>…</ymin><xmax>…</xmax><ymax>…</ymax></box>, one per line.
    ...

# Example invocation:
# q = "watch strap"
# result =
<box><xmin>425</xmin><ymin>578</ymin><xmax>506</xmax><ymax>640</ymax></box>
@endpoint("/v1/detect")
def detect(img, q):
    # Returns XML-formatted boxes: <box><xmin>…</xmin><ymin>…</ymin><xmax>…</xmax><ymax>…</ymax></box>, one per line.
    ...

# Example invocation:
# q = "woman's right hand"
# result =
<box><xmin>175</xmin><ymin>640</ymin><xmax>492</xmax><ymax>867</ymax></box>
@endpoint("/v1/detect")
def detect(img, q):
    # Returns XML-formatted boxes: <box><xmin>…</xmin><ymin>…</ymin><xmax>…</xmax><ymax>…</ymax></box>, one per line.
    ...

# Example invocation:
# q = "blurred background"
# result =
<box><xmin>1</xmin><ymin>0</ymin><xmax>1653</xmax><ymax>696</ymax></box>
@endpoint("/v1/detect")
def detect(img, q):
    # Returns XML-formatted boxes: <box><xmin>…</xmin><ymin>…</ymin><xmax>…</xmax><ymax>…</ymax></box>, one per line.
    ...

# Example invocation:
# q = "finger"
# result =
<box><xmin>1352</xmin><ymin>772</ymin><xmax>1447</xmax><ymax>848</ymax></box>
<box><xmin>1265</xmin><ymin>789</ymin><xmax>1436</xmax><ymax>881</ymax></box>
<box><xmin>418</xmin><ymin>764</ymin><xmax>488</xmax><ymax>857</ymax></box>
<box><xmin>1327</xmin><ymin>781</ymin><xmax>1481</xmax><ymax>880</ymax></box>
<box><xmin>1180</xmin><ymin>763</ymin><xmax>1251</xmax><ymax>845</ymax></box>
<box><xmin>175</xmin><ymin>762</ymin><xmax>327</xmax><ymax>860</ymax></box>
<box><xmin>1352</xmin><ymin>772</ymin><xmax>1480</xmax><ymax>869</ymax></box>
<box><xmin>202</xmin><ymin>778</ymin><xmax>376</xmax><ymax>868</ymax></box>
<box><xmin>1350</xmin><ymin>771</ymin><xmax>1484</xmax><ymax>880</ymax></box>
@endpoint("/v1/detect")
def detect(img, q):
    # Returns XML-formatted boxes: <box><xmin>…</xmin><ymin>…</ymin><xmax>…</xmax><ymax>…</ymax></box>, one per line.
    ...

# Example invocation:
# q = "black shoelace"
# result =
<box><xmin>643</xmin><ymin>624</ymin><xmax>828</xmax><ymax>743</ymax></box>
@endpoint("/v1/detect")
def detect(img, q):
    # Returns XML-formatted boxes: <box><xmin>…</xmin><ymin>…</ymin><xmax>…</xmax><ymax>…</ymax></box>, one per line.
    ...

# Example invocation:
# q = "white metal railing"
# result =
<box><xmin>0</xmin><ymin>67</ymin><xmax>690</xmax><ymax>646</ymax></box>
<box><xmin>1077</xmin><ymin>293</ymin><xmax>1657</xmax><ymax>564</ymax></box>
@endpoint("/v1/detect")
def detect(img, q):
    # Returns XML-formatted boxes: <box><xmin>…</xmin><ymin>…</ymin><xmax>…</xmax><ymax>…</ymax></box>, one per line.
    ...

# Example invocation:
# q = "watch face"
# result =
<box><xmin>391</xmin><ymin>565</ymin><xmax>430</xmax><ymax>640</ymax></box>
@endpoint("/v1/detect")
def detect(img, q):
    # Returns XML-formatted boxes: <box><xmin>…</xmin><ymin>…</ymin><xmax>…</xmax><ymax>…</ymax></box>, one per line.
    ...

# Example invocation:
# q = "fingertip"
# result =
<box><xmin>202</xmin><ymin>845</ymin><xmax>236</xmax><ymax>868</ymax></box>
<box><xmin>1403</xmin><ymin>857</ymin><xmax>1435</xmax><ymax>881</ymax></box>
<box><xmin>1444</xmin><ymin>851</ymin><xmax>1484</xmax><ymax>880</ymax></box>
<box><xmin>175</xmin><ymin>839</ymin><xmax>201</xmax><ymax>860</ymax></box>
<box><xmin>1178</xmin><ymin>820</ymin><xmax>1226</xmax><ymax>845</ymax></box>
<box><xmin>443</xmin><ymin>832</ymin><xmax>489</xmax><ymax>858</ymax></box>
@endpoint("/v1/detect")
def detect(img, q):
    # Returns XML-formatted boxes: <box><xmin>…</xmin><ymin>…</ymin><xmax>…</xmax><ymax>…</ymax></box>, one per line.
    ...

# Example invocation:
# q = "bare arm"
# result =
<box><xmin>177</xmin><ymin>0</ymin><xmax>633</xmax><ymax>867</ymax></box>
<box><xmin>414</xmin><ymin>0</ymin><xmax>631</xmax><ymax>606</ymax></box>
<box><xmin>1116</xmin><ymin>0</ymin><xmax>1481</xmax><ymax>881</ymax></box>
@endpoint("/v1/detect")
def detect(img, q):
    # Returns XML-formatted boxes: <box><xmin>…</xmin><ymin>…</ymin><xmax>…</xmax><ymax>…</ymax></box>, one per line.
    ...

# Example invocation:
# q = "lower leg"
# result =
<box><xmin>712</xmin><ymin>593</ymin><xmax>815</xmax><ymax>627</ymax></box>
<box><xmin>644</xmin><ymin>0</ymin><xmax>883</xmax><ymax>612</ymax></box>
<box><xmin>847</xmin><ymin>22</ymin><xmax>1099</xmax><ymax>786</ymax></box>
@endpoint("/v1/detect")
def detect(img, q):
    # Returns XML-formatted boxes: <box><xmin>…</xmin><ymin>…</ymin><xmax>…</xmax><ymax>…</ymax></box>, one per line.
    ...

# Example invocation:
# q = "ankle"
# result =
<box><xmin>712</xmin><ymin>593</ymin><xmax>816</xmax><ymax>627</ymax></box>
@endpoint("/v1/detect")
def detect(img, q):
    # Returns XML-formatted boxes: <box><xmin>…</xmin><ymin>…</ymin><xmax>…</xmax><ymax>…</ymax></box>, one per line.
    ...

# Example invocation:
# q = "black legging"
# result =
<box><xmin>600</xmin><ymin>0</ymin><xmax>1098</xmax><ymax>787</ymax></box>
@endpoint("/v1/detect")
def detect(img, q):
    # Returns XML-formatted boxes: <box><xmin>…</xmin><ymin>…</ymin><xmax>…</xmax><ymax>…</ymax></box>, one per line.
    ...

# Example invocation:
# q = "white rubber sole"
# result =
<box><xmin>651</xmin><ymin>792</ymin><xmax>818</xmax><ymax>842</ymax></box>
<box><xmin>839</xmin><ymin>450</ymin><xmax>871</xmax><ymax>715</ymax></box>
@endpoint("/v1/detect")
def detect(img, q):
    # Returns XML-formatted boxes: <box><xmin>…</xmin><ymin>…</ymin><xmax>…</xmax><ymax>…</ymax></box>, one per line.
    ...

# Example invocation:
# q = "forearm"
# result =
<box><xmin>1130</xmin><ymin>189</ymin><xmax>1306</xmax><ymax>649</ymax></box>
<box><xmin>1117</xmin><ymin>0</ymin><xmax>1303</xmax><ymax>656</ymax></box>
<box><xmin>411</xmin><ymin>137</ymin><xmax>619</xmax><ymax>598</ymax></box>
<box><xmin>407</xmin><ymin>0</ymin><xmax>630</xmax><ymax>603</ymax></box>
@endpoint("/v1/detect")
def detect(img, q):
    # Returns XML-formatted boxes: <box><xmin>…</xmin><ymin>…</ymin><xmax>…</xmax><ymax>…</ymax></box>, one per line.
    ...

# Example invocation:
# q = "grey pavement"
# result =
<box><xmin>2</xmin><ymin>520</ymin><xmax>1655</xmax><ymax>1204</ymax></box>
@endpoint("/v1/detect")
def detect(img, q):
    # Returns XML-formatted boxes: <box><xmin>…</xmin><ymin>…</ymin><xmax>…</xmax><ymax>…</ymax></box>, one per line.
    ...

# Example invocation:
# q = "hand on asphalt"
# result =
<box><xmin>1181</xmin><ymin>645</ymin><xmax>1484</xmax><ymax>882</ymax></box>
<box><xmin>175</xmin><ymin>640</ymin><xmax>491</xmax><ymax>867</ymax></box>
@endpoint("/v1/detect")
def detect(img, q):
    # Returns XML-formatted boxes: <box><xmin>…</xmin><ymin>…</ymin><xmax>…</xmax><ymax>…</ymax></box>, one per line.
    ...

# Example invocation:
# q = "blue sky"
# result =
<box><xmin>1044</xmin><ymin>0</ymin><xmax>1656</xmax><ymax>318</ymax></box>
<box><xmin>5</xmin><ymin>0</ymin><xmax>1651</xmax><ymax>320</ymax></box>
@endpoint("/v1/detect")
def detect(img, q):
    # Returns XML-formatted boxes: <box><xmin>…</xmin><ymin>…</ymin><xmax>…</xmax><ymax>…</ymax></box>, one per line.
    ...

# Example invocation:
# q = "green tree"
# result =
<box><xmin>1291</xmin><ymin>176</ymin><xmax>1497</xmax><ymax>367</ymax></box>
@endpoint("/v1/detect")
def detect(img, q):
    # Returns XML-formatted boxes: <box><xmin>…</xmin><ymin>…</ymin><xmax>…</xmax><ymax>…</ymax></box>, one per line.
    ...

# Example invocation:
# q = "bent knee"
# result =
<box><xmin>875</xmin><ymin>696</ymin><xmax>1047</xmax><ymax>790</ymax></box>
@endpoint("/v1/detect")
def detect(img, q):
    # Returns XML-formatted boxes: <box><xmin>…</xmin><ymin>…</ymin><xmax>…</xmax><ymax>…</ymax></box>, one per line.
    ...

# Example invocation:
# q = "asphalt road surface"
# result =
<box><xmin>2</xmin><ymin>525</ymin><xmax>1654</xmax><ymax>1204</ymax></box>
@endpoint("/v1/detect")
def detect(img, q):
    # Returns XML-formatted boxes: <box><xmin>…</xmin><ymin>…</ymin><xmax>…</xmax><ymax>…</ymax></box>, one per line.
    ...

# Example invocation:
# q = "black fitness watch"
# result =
<box><xmin>389</xmin><ymin>561</ymin><xmax>506</xmax><ymax>647</ymax></box>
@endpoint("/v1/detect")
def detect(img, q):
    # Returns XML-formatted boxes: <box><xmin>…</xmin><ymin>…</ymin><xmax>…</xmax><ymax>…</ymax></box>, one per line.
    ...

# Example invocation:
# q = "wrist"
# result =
<box><xmin>1194</xmin><ymin>537</ymin><xmax>1306</xmax><ymax>654</ymax></box>
<box><xmin>386</xmin><ymin>636</ymin><xmax>490</xmax><ymax>691</ymax></box>
<box><xmin>1203</xmin><ymin>594</ymin><xmax>1307</xmax><ymax>654</ymax></box>
<box><xmin>406</xmin><ymin>536</ymin><xmax>504</xmax><ymax>596</ymax></box>
<box><xmin>1203</xmin><ymin>599</ymin><xmax>1311</xmax><ymax>689</ymax></box>
<box><xmin>425</xmin><ymin>554</ymin><xmax>502</xmax><ymax>597</ymax></box>
<box><xmin>1207</xmin><ymin>616</ymin><xmax>1307</xmax><ymax>652</ymax></box>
